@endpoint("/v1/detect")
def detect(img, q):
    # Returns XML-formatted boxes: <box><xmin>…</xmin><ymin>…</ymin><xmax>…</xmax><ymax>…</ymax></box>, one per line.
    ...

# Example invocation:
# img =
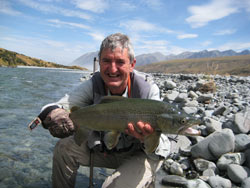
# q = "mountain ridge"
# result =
<box><xmin>70</xmin><ymin>49</ymin><xmax>250</xmax><ymax>70</ymax></box>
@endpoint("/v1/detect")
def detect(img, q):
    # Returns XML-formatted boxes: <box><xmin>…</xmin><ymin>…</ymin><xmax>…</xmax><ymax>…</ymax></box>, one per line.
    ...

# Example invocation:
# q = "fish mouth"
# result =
<box><xmin>177</xmin><ymin>126</ymin><xmax>201</xmax><ymax>136</ymax></box>
<box><xmin>177</xmin><ymin>118</ymin><xmax>202</xmax><ymax>135</ymax></box>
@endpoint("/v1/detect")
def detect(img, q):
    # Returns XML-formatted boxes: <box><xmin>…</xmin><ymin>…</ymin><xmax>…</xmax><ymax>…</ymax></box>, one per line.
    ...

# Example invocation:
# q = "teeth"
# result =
<box><xmin>109</xmin><ymin>74</ymin><xmax>119</xmax><ymax>77</ymax></box>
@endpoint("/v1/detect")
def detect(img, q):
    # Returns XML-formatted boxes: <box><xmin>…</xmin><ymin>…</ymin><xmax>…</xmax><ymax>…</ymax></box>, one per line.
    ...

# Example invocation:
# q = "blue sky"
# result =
<box><xmin>1</xmin><ymin>0</ymin><xmax>250</xmax><ymax>65</ymax></box>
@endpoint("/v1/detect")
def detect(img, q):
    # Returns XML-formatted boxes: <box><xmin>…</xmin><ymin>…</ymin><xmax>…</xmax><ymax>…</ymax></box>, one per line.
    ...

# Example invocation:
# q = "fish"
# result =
<box><xmin>70</xmin><ymin>96</ymin><xmax>201</xmax><ymax>153</ymax></box>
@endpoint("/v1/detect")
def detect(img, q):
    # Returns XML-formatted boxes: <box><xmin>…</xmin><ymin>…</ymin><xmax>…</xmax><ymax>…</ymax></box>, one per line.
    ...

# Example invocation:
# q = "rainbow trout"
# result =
<box><xmin>70</xmin><ymin>96</ymin><xmax>201</xmax><ymax>153</ymax></box>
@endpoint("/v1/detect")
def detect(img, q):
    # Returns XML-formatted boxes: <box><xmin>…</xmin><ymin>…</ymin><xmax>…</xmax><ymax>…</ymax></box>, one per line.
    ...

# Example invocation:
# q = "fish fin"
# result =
<box><xmin>99</xmin><ymin>96</ymin><xmax>127</xmax><ymax>104</ymax></box>
<box><xmin>70</xmin><ymin>106</ymin><xmax>80</xmax><ymax>112</ymax></box>
<box><xmin>73</xmin><ymin>125</ymin><xmax>89</xmax><ymax>146</ymax></box>
<box><xmin>143</xmin><ymin>131</ymin><xmax>161</xmax><ymax>154</ymax></box>
<box><xmin>103</xmin><ymin>131</ymin><xmax>121</xmax><ymax>150</ymax></box>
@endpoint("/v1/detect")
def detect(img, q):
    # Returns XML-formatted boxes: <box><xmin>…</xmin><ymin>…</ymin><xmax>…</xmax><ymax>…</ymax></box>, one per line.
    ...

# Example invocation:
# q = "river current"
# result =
<box><xmin>0</xmin><ymin>67</ymin><xmax>107</xmax><ymax>187</ymax></box>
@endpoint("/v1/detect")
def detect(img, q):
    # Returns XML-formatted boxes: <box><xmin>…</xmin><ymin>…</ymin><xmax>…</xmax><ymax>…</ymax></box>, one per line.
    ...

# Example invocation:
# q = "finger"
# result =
<box><xmin>126</xmin><ymin>123</ymin><xmax>144</xmax><ymax>140</ymax></box>
<box><xmin>135</xmin><ymin>121</ymin><xmax>153</xmax><ymax>136</ymax></box>
<box><xmin>144</xmin><ymin>123</ymin><xmax>154</xmax><ymax>134</ymax></box>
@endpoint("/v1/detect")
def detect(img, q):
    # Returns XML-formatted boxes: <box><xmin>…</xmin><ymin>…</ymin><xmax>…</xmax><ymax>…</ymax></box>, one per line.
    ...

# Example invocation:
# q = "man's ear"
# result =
<box><xmin>130</xmin><ymin>59</ymin><xmax>136</xmax><ymax>72</ymax></box>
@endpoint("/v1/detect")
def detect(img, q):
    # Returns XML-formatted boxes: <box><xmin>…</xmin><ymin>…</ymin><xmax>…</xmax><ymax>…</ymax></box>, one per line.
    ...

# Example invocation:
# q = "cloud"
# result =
<box><xmin>143</xmin><ymin>0</ymin><xmax>163</xmax><ymax>9</ymax></box>
<box><xmin>177</xmin><ymin>33</ymin><xmax>198</xmax><ymax>39</ymax></box>
<box><xmin>18</xmin><ymin>0</ymin><xmax>92</xmax><ymax>20</ymax></box>
<box><xmin>201</xmin><ymin>40</ymin><xmax>212</xmax><ymax>47</ymax></box>
<box><xmin>186</xmin><ymin>0</ymin><xmax>239</xmax><ymax>28</ymax></box>
<box><xmin>72</xmin><ymin>0</ymin><xmax>108</xmax><ymax>13</ymax></box>
<box><xmin>217</xmin><ymin>42</ymin><xmax>250</xmax><ymax>51</ymax></box>
<box><xmin>87</xmin><ymin>32</ymin><xmax>105</xmax><ymax>42</ymax></box>
<box><xmin>0</xmin><ymin>34</ymin><xmax>98</xmax><ymax>64</ymax></box>
<box><xmin>47</xmin><ymin>19</ymin><xmax>91</xmax><ymax>30</ymax></box>
<box><xmin>213</xmin><ymin>29</ymin><xmax>236</xmax><ymax>36</ymax></box>
<box><xmin>120</xmin><ymin>19</ymin><xmax>173</xmax><ymax>33</ymax></box>
<box><xmin>0</xmin><ymin>0</ymin><xmax>23</xmax><ymax>16</ymax></box>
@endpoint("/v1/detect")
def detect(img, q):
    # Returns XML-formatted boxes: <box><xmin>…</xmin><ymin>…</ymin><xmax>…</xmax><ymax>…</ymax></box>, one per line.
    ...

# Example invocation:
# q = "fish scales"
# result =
<box><xmin>70</xmin><ymin>96</ymin><xmax>201</xmax><ymax>152</ymax></box>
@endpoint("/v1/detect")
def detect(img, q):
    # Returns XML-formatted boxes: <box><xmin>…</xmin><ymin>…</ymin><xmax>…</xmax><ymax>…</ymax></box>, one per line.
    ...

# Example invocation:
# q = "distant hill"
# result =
<box><xmin>70</xmin><ymin>49</ymin><xmax>250</xmax><ymax>71</ymax></box>
<box><xmin>136</xmin><ymin>55</ymin><xmax>250</xmax><ymax>76</ymax></box>
<box><xmin>0</xmin><ymin>48</ymin><xmax>87</xmax><ymax>70</ymax></box>
<box><xmin>70</xmin><ymin>51</ymin><xmax>99</xmax><ymax>70</ymax></box>
<box><xmin>135</xmin><ymin>49</ymin><xmax>250</xmax><ymax>66</ymax></box>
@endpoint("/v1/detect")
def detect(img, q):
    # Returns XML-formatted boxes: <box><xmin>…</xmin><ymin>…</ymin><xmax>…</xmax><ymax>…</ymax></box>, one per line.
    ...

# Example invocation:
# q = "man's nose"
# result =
<box><xmin>109</xmin><ymin>62</ymin><xmax>118</xmax><ymax>72</ymax></box>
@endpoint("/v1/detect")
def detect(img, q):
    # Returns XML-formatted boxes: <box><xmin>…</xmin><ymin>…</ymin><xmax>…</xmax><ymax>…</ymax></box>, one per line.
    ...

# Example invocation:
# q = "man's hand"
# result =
<box><xmin>125</xmin><ymin>121</ymin><xmax>154</xmax><ymax>142</ymax></box>
<box><xmin>43</xmin><ymin>108</ymin><xmax>75</xmax><ymax>138</ymax></box>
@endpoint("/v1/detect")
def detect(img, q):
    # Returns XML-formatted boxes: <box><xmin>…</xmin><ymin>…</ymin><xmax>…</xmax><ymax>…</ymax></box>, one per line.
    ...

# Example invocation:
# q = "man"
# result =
<box><xmin>40</xmin><ymin>33</ymin><xmax>171</xmax><ymax>188</ymax></box>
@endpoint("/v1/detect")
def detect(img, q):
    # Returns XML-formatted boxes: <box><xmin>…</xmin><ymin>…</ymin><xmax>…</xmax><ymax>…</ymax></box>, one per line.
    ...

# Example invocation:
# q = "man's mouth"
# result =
<box><xmin>107</xmin><ymin>73</ymin><xmax>120</xmax><ymax>78</ymax></box>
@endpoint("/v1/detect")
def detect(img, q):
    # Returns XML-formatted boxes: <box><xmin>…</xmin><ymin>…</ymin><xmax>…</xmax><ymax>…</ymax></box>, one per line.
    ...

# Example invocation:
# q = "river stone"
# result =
<box><xmin>234</xmin><ymin>108</ymin><xmax>250</xmax><ymax>134</ymax></box>
<box><xmin>164</xmin><ymin>91</ymin><xmax>179</xmax><ymax>101</ymax></box>
<box><xmin>164</xmin><ymin>80</ymin><xmax>176</xmax><ymax>90</ymax></box>
<box><xmin>208</xmin><ymin>176</ymin><xmax>232</xmax><ymax>188</ymax></box>
<box><xmin>208</xmin><ymin>129</ymin><xmax>235</xmax><ymax>159</ymax></box>
<box><xmin>235</xmin><ymin>134</ymin><xmax>250</xmax><ymax>152</ymax></box>
<box><xmin>186</xmin><ymin>179</ymin><xmax>211</xmax><ymax>188</ymax></box>
<box><xmin>191</xmin><ymin>133</ymin><xmax>217</xmax><ymax>161</ymax></box>
<box><xmin>193</xmin><ymin>158</ymin><xmax>217</xmax><ymax>172</ymax></box>
<box><xmin>188</xmin><ymin>90</ymin><xmax>198</xmax><ymax>98</ymax></box>
<box><xmin>170</xmin><ymin>161</ymin><xmax>184</xmax><ymax>176</ymax></box>
<box><xmin>204</xmin><ymin>117</ymin><xmax>222</xmax><ymax>133</ymax></box>
<box><xmin>227</xmin><ymin>164</ymin><xmax>250</xmax><ymax>183</ymax></box>
<box><xmin>241</xmin><ymin>177</ymin><xmax>250</xmax><ymax>188</ymax></box>
<box><xmin>170</xmin><ymin>135</ymin><xmax>191</xmax><ymax>154</ymax></box>
<box><xmin>197</xmin><ymin>94</ymin><xmax>213</xmax><ymax>103</ymax></box>
<box><xmin>183</xmin><ymin>106</ymin><xmax>198</xmax><ymax>114</ymax></box>
<box><xmin>161</xmin><ymin>175</ymin><xmax>188</xmax><ymax>187</ymax></box>
<box><xmin>212</xmin><ymin>106</ymin><xmax>227</xmax><ymax>116</ymax></box>
<box><xmin>174</xmin><ymin>93</ymin><xmax>188</xmax><ymax>103</ymax></box>
<box><xmin>244</xmin><ymin>149</ymin><xmax>250</xmax><ymax>169</ymax></box>
<box><xmin>217</xmin><ymin>153</ymin><xmax>246</xmax><ymax>170</ymax></box>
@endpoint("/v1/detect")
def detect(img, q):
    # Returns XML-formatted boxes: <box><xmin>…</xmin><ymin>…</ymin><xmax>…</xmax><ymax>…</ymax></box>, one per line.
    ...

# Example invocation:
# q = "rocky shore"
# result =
<box><xmin>151</xmin><ymin>73</ymin><xmax>250</xmax><ymax>188</ymax></box>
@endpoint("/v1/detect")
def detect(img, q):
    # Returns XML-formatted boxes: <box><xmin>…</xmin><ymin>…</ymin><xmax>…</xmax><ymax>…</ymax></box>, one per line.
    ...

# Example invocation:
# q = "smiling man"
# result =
<box><xmin>39</xmin><ymin>33</ymin><xmax>171</xmax><ymax>188</ymax></box>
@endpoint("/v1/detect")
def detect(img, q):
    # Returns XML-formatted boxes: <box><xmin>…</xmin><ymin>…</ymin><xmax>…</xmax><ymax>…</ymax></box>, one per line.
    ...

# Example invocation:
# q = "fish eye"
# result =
<box><xmin>180</xmin><ymin>118</ymin><xmax>187</xmax><ymax>124</ymax></box>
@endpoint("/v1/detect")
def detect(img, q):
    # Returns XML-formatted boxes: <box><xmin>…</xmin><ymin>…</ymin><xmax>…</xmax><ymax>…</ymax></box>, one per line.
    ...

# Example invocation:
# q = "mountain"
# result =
<box><xmin>135</xmin><ymin>49</ymin><xmax>250</xmax><ymax>66</ymax></box>
<box><xmin>70</xmin><ymin>51</ymin><xmax>99</xmax><ymax>70</ymax></box>
<box><xmin>0</xmin><ymin>48</ymin><xmax>87</xmax><ymax>70</ymax></box>
<box><xmin>135</xmin><ymin>52</ymin><xmax>166</xmax><ymax>66</ymax></box>
<box><xmin>136</xmin><ymin>55</ymin><xmax>250</xmax><ymax>76</ymax></box>
<box><xmin>70</xmin><ymin>49</ymin><xmax>250</xmax><ymax>70</ymax></box>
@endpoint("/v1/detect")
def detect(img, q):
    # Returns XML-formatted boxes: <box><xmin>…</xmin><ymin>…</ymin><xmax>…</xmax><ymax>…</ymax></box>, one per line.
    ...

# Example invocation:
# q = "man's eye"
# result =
<box><xmin>117</xmin><ymin>60</ymin><xmax>125</xmax><ymax>65</ymax></box>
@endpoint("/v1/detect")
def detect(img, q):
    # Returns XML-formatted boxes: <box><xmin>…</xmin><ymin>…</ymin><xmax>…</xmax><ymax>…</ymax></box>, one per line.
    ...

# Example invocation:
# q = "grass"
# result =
<box><xmin>0</xmin><ymin>48</ymin><xmax>87</xmax><ymax>70</ymax></box>
<box><xmin>136</xmin><ymin>55</ymin><xmax>250</xmax><ymax>76</ymax></box>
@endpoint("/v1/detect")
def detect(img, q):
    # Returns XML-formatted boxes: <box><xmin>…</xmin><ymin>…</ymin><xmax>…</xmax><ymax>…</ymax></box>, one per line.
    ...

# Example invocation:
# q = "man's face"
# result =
<box><xmin>99</xmin><ymin>47</ymin><xmax>136</xmax><ymax>95</ymax></box>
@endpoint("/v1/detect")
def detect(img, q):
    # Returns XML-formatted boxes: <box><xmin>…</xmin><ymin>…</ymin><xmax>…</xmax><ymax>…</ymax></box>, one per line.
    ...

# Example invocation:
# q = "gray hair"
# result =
<box><xmin>98</xmin><ymin>33</ymin><xmax>135</xmax><ymax>63</ymax></box>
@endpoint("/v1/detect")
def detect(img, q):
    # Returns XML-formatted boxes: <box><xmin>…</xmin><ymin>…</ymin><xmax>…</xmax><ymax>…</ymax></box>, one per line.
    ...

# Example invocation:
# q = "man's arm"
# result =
<box><xmin>40</xmin><ymin>79</ymin><xmax>93</xmax><ymax>138</ymax></box>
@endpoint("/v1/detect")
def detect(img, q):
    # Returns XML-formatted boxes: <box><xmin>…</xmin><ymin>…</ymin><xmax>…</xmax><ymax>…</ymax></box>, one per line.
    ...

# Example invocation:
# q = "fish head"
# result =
<box><xmin>157</xmin><ymin>113</ymin><xmax>201</xmax><ymax>135</ymax></box>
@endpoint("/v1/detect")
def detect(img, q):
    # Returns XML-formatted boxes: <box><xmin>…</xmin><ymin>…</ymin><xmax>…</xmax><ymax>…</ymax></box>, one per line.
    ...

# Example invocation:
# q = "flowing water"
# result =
<box><xmin>0</xmin><ymin>67</ymin><xmax>108</xmax><ymax>188</ymax></box>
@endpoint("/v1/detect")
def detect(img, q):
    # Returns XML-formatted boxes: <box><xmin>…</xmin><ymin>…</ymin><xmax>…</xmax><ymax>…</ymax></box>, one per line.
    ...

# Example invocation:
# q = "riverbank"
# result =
<box><xmin>150</xmin><ymin>73</ymin><xmax>250</xmax><ymax>188</ymax></box>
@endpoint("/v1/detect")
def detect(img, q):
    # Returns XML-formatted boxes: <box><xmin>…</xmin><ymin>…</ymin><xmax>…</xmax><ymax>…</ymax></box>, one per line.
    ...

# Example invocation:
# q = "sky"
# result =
<box><xmin>1</xmin><ymin>0</ymin><xmax>250</xmax><ymax>65</ymax></box>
